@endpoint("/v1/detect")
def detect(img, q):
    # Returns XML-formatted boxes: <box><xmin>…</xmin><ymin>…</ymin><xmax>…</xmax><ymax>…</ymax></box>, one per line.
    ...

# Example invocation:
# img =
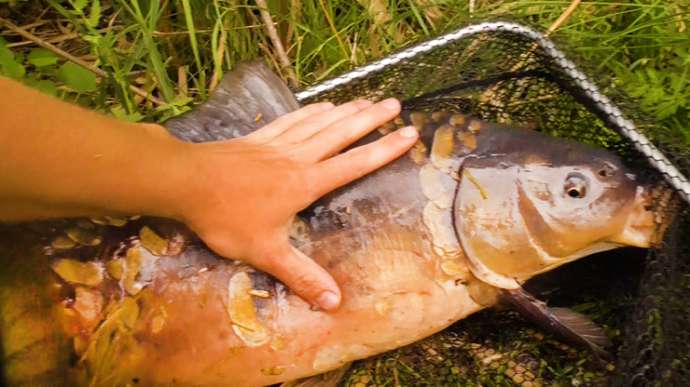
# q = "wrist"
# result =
<box><xmin>132</xmin><ymin>123</ymin><xmax>199</xmax><ymax>222</ymax></box>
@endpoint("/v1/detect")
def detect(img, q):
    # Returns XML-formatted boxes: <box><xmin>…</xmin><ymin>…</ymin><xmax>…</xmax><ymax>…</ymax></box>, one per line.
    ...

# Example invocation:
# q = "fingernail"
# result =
<box><xmin>399</xmin><ymin>126</ymin><xmax>419</xmax><ymax>139</ymax></box>
<box><xmin>316</xmin><ymin>291</ymin><xmax>340</xmax><ymax>311</ymax></box>
<box><xmin>354</xmin><ymin>99</ymin><xmax>374</xmax><ymax>109</ymax></box>
<box><xmin>320</xmin><ymin>102</ymin><xmax>335</xmax><ymax>110</ymax></box>
<box><xmin>381</xmin><ymin>98</ymin><xmax>400</xmax><ymax>110</ymax></box>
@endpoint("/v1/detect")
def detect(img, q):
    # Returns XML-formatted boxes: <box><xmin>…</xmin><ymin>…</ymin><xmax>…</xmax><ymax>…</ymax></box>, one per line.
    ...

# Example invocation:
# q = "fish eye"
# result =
<box><xmin>564</xmin><ymin>173</ymin><xmax>588</xmax><ymax>199</ymax></box>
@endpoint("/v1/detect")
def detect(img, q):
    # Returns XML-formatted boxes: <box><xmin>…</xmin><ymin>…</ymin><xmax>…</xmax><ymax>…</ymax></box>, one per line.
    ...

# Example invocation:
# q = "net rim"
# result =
<box><xmin>297</xmin><ymin>21</ymin><xmax>690</xmax><ymax>205</ymax></box>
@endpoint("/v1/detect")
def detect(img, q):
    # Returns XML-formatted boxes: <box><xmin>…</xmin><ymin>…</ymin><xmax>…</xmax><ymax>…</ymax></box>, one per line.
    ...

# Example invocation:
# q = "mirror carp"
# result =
<box><xmin>0</xmin><ymin>63</ymin><xmax>667</xmax><ymax>386</ymax></box>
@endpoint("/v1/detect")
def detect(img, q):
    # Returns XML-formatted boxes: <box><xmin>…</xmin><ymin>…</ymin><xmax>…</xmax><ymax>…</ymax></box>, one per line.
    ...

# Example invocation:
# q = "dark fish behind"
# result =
<box><xmin>0</xmin><ymin>64</ymin><xmax>663</xmax><ymax>386</ymax></box>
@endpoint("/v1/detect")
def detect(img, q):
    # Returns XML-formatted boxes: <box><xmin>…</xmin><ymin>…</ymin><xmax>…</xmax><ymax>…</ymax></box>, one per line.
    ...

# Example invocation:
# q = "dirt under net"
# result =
<box><xmin>294</xmin><ymin>21</ymin><xmax>689</xmax><ymax>387</ymax></box>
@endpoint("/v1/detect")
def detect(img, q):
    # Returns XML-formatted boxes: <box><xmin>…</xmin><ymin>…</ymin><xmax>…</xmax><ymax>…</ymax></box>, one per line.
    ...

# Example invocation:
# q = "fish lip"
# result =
<box><xmin>610</xmin><ymin>184</ymin><xmax>675</xmax><ymax>248</ymax></box>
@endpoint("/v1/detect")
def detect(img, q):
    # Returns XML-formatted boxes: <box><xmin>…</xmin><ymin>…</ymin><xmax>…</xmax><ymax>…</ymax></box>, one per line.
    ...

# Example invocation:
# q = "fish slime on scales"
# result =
<box><xmin>0</xmin><ymin>63</ymin><xmax>670</xmax><ymax>387</ymax></box>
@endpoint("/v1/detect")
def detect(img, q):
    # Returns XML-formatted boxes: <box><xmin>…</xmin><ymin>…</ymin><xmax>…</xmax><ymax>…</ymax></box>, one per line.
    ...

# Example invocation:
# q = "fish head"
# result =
<box><xmin>515</xmin><ymin>150</ymin><xmax>653</xmax><ymax>253</ymax></box>
<box><xmin>453</xmin><ymin>128</ymin><xmax>665</xmax><ymax>288</ymax></box>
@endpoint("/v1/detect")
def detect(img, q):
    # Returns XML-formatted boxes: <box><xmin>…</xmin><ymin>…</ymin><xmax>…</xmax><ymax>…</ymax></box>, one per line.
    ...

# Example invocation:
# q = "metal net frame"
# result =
<box><xmin>296</xmin><ymin>21</ymin><xmax>690</xmax><ymax>386</ymax></box>
<box><xmin>297</xmin><ymin>22</ymin><xmax>689</xmax><ymax>202</ymax></box>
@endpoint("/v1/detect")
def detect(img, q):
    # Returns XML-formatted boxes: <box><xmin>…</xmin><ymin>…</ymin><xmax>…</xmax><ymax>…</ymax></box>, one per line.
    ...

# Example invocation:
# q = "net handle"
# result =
<box><xmin>296</xmin><ymin>22</ymin><xmax>690</xmax><ymax>205</ymax></box>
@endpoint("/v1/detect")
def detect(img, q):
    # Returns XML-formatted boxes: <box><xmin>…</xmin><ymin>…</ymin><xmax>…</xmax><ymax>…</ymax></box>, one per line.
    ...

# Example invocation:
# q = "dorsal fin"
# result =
<box><xmin>500</xmin><ymin>287</ymin><xmax>611</xmax><ymax>361</ymax></box>
<box><xmin>165</xmin><ymin>62</ymin><xmax>300</xmax><ymax>142</ymax></box>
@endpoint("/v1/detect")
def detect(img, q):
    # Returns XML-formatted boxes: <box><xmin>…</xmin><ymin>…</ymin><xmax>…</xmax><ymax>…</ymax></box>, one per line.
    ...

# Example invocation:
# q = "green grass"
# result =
<box><xmin>0</xmin><ymin>0</ymin><xmax>688</xmax><ymax>141</ymax></box>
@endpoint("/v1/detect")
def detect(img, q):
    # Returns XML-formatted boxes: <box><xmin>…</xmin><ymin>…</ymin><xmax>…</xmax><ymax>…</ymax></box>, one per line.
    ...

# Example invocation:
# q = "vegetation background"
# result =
<box><xmin>0</xmin><ymin>0</ymin><xmax>687</xmax><ymax>144</ymax></box>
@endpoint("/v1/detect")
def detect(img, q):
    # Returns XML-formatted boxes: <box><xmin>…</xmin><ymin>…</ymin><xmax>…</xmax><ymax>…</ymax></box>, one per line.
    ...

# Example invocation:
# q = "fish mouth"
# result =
<box><xmin>610</xmin><ymin>184</ymin><xmax>675</xmax><ymax>248</ymax></box>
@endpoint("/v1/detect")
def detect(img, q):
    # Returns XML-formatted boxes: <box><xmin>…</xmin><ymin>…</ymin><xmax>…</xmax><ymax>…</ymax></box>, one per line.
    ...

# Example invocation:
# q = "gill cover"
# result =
<box><xmin>453</xmin><ymin>160</ymin><xmax>523</xmax><ymax>289</ymax></box>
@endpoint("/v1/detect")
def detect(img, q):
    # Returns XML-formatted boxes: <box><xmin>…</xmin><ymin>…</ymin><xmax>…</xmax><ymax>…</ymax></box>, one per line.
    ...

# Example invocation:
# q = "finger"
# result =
<box><xmin>274</xmin><ymin>99</ymin><xmax>373</xmax><ymax>145</ymax></box>
<box><xmin>251</xmin><ymin>239</ymin><xmax>341</xmax><ymax>311</ymax></box>
<box><xmin>299</xmin><ymin>98</ymin><xmax>402</xmax><ymax>161</ymax></box>
<box><xmin>245</xmin><ymin>102</ymin><xmax>335</xmax><ymax>142</ymax></box>
<box><xmin>311</xmin><ymin>126</ymin><xmax>418</xmax><ymax>196</ymax></box>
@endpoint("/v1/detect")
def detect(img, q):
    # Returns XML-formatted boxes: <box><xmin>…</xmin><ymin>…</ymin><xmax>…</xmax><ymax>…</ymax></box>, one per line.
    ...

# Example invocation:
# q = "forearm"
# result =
<box><xmin>0</xmin><ymin>76</ymin><xmax>190</xmax><ymax>222</ymax></box>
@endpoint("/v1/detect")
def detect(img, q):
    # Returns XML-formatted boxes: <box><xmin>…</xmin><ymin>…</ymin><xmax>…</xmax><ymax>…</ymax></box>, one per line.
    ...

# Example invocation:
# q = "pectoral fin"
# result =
<box><xmin>165</xmin><ymin>62</ymin><xmax>300</xmax><ymax>142</ymax></box>
<box><xmin>500</xmin><ymin>287</ymin><xmax>611</xmax><ymax>361</ymax></box>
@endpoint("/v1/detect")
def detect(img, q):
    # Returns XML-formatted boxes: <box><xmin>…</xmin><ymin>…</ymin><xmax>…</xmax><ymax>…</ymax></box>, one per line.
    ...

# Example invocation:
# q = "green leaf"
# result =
<box><xmin>0</xmin><ymin>59</ymin><xmax>26</xmax><ymax>79</ymax></box>
<box><xmin>28</xmin><ymin>48</ymin><xmax>59</xmax><ymax>67</ymax></box>
<box><xmin>87</xmin><ymin>0</ymin><xmax>101</xmax><ymax>28</ymax></box>
<box><xmin>24</xmin><ymin>78</ymin><xmax>58</xmax><ymax>96</ymax></box>
<box><xmin>0</xmin><ymin>45</ymin><xmax>25</xmax><ymax>79</ymax></box>
<box><xmin>57</xmin><ymin>62</ymin><xmax>97</xmax><ymax>93</ymax></box>
<box><xmin>110</xmin><ymin>105</ymin><xmax>143</xmax><ymax>122</ymax></box>
<box><xmin>70</xmin><ymin>0</ymin><xmax>87</xmax><ymax>11</ymax></box>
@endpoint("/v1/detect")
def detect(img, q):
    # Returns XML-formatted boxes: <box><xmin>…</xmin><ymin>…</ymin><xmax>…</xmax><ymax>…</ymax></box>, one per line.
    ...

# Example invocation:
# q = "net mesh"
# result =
<box><xmin>296</xmin><ymin>21</ymin><xmax>690</xmax><ymax>386</ymax></box>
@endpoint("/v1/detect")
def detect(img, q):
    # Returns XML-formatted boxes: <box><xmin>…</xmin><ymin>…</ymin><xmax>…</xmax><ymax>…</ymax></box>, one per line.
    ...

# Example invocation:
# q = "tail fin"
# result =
<box><xmin>165</xmin><ymin>62</ymin><xmax>300</xmax><ymax>142</ymax></box>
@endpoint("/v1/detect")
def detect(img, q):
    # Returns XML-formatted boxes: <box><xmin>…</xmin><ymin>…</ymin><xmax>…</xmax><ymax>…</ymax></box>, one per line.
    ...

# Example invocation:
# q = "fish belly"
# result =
<box><xmin>0</xmin><ymin>220</ymin><xmax>484</xmax><ymax>386</ymax></box>
<box><xmin>110</xmin><ymin>233</ymin><xmax>482</xmax><ymax>386</ymax></box>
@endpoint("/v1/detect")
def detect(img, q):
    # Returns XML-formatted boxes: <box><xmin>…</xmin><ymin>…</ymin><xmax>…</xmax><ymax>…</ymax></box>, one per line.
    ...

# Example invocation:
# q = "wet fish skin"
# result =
<box><xmin>0</xmin><ymin>63</ymin><xmax>661</xmax><ymax>386</ymax></box>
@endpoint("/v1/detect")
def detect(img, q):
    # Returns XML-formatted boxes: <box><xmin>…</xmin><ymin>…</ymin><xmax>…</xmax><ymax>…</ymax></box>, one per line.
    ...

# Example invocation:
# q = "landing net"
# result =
<box><xmin>298</xmin><ymin>21</ymin><xmax>689</xmax><ymax>386</ymax></box>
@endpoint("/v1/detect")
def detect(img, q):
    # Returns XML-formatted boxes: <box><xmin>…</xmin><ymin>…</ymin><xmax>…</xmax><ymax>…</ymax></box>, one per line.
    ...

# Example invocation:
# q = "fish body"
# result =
<box><xmin>0</xmin><ymin>64</ymin><xmax>660</xmax><ymax>386</ymax></box>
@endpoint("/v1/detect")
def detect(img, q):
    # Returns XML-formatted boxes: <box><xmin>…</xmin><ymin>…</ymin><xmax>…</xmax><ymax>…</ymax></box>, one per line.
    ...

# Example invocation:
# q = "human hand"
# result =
<box><xmin>176</xmin><ymin>98</ymin><xmax>418</xmax><ymax>311</ymax></box>
<box><xmin>0</xmin><ymin>75</ymin><xmax>415</xmax><ymax>310</ymax></box>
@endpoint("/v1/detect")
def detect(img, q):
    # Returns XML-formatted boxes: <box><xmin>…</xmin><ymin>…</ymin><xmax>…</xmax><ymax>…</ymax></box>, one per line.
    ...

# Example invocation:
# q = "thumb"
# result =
<box><xmin>253</xmin><ymin>240</ymin><xmax>341</xmax><ymax>311</ymax></box>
